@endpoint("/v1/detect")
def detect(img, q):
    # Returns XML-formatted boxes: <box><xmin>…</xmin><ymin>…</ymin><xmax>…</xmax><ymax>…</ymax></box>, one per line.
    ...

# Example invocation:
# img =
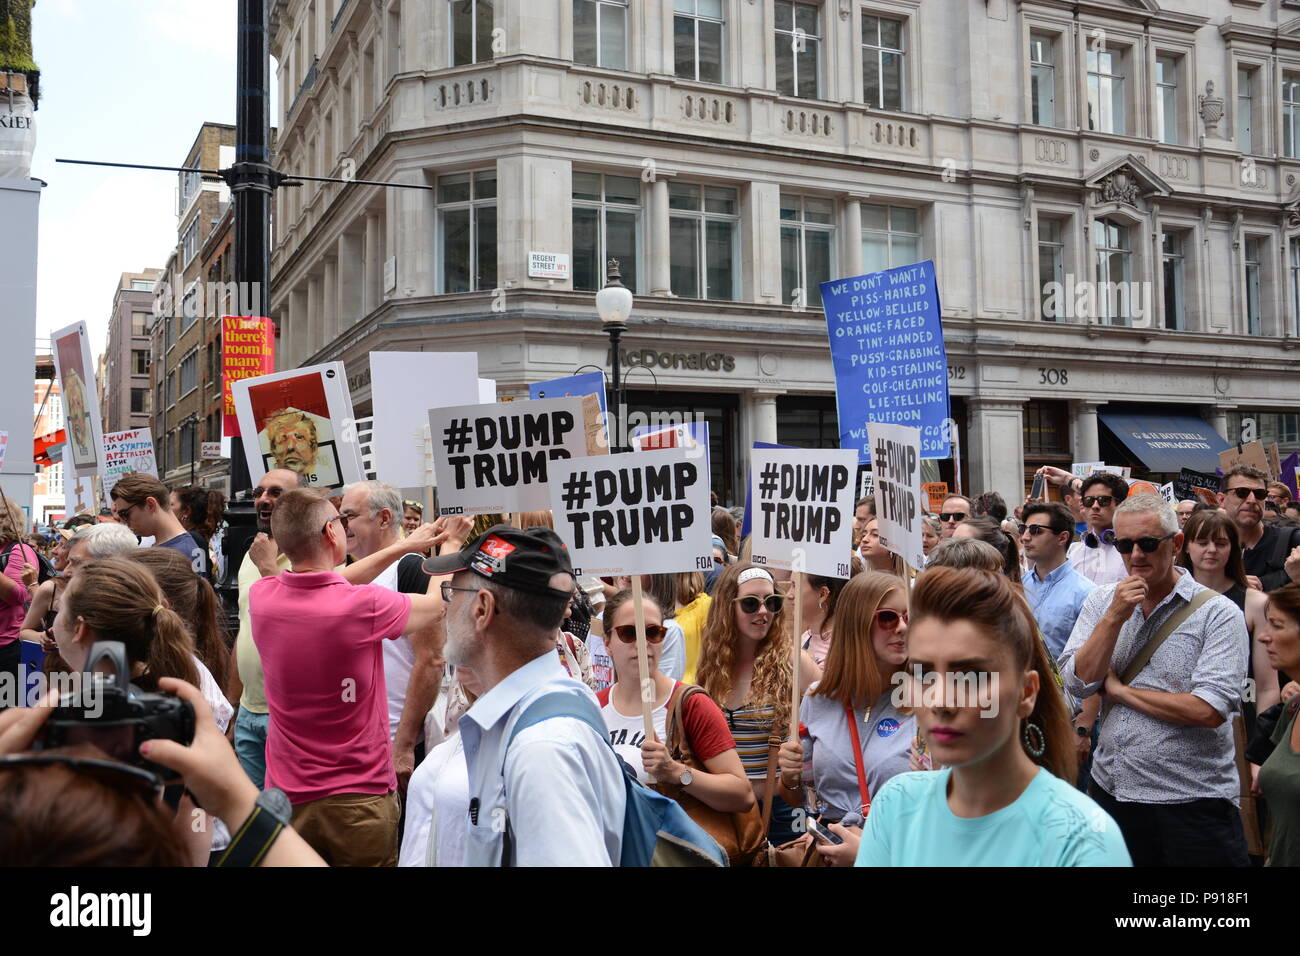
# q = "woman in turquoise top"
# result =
<box><xmin>855</xmin><ymin>567</ymin><xmax>1131</xmax><ymax>867</ymax></box>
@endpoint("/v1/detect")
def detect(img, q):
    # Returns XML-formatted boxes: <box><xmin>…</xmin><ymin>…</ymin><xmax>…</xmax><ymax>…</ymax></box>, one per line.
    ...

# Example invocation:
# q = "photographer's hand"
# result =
<box><xmin>142</xmin><ymin>679</ymin><xmax>326</xmax><ymax>867</ymax></box>
<box><xmin>0</xmin><ymin>690</ymin><xmax>56</xmax><ymax>755</ymax></box>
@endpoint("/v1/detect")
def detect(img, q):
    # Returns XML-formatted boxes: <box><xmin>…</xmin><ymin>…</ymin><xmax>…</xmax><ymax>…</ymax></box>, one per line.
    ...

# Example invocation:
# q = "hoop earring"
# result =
<box><xmin>1022</xmin><ymin>720</ymin><xmax>1046</xmax><ymax>757</ymax></box>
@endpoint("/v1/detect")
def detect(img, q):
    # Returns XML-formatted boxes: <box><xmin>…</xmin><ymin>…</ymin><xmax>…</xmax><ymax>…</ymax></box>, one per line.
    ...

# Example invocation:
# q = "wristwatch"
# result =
<box><xmin>678</xmin><ymin>768</ymin><xmax>694</xmax><ymax>788</ymax></box>
<box><xmin>1075</xmin><ymin>725</ymin><xmax>1090</xmax><ymax>737</ymax></box>
<box><xmin>215</xmin><ymin>787</ymin><xmax>292</xmax><ymax>867</ymax></box>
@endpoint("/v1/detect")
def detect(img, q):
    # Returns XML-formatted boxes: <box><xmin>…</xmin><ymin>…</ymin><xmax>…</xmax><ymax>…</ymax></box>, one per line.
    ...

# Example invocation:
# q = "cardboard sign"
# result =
<box><xmin>750</xmin><ymin>448</ymin><xmax>857</xmax><ymax>578</ymax></box>
<box><xmin>50</xmin><ymin>321</ymin><xmax>104</xmax><ymax>478</ymax></box>
<box><xmin>740</xmin><ymin>441</ymin><xmax>794</xmax><ymax>539</ymax></box>
<box><xmin>822</xmin><ymin>261</ymin><xmax>951</xmax><ymax>463</ymax></box>
<box><xmin>478</xmin><ymin>379</ymin><xmax>497</xmax><ymax>404</ymax></box>
<box><xmin>352</xmin><ymin>417</ymin><xmax>377</xmax><ymax>481</ymax></box>
<box><xmin>922</xmin><ymin>481</ymin><xmax>949</xmax><ymax>514</ymax></box>
<box><xmin>867</xmin><ymin>421</ymin><xmax>925</xmax><ymax>570</ymax></box>
<box><xmin>549</xmin><ymin>447</ymin><xmax>713</xmax><ymax>576</ymax></box>
<box><xmin>1266</xmin><ymin>443</ymin><xmax>1282</xmax><ymax>482</ymax></box>
<box><xmin>221</xmin><ymin>316</ymin><xmax>276</xmax><ymax>438</ymax></box>
<box><xmin>859</xmin><ymin>467</ymin><xmax>874</xmax><ymax>501</ymax></box>
<box><xmin>1071</xmin><ymin>461</ymin><xmax>1104</xmax><ymax>478</ymax></box>
<box><xmin>1174</xmin><ymin>468</ymin><xmax>1220</xmax><ymax>505</ymax></box>
<box><xmin>429</xmin><ymin>397</ymin><xmax>588</xmax><ymax>516</ymax></box>
<box><xmin>231</xmin><ymin>363</ymin><xmax>364</xmax><ymax>491</ymax></box>
<box><xmin>101</xmin><ymin>429</ymin><xmax>158</xmax><ymax>507</ymax></box>
<box><xmin>1158</xmin><ymin>482</ymin><xmax>1176</xmax><ymax>504</ymax></box>
<box><xmin>369</xmin><ymin>352</ymin><xmax>480</xmax><ymax>488</ymax></box>
<box><xmin>1219</xmin><ymin>440</ymin><xmax>1270</xmax><ymax>478</ymax></box>
<box><xmin>531</xmin><ymin>372</ymin><xmax>608</xmax><ymax>457</ymax></box>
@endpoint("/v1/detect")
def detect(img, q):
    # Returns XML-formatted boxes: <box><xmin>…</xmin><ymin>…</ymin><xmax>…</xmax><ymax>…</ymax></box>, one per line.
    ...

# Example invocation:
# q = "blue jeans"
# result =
<box><xmin>234</xmin><ymin>709</ymin><xmax>270</xmax><ymax>789</ymax></box>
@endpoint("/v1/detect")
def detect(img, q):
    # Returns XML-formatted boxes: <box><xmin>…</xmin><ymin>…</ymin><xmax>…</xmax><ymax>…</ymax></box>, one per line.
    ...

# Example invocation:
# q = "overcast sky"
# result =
<box><xmin>31</xmin><ymin>0</ymin><xmax>277</xmax><ymax>357</ymax></box>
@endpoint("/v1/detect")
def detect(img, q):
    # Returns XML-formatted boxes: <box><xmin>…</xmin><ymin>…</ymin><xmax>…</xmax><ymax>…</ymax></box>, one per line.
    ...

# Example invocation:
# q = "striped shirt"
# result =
<box><xmin>723</xmin><ymin>702</ymin><xmax>779</xmax><ymax>778</ymax></box>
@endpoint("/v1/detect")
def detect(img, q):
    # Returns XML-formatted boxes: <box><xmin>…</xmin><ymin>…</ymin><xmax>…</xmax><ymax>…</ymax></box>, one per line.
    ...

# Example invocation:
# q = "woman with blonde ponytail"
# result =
<box><xmin>854</xmin><ymin>568</ymin><xmax>1131</xmax><ymax>867</ymax></box>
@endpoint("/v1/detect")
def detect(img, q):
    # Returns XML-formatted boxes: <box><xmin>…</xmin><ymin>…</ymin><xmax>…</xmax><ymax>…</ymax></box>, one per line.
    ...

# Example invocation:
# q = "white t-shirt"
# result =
<box><xmin>399</xmin><ymin>735</ymin><xmax>469</xmax><ymax>867</ymax></box>
<box><xmin>194</xmin><ymin>656</ymin><xmax>233</xmax><ymax>734</ymax></box>
<box><xmin>599</xmin><ymin>693</ymin><xmax>669</xmax><ymax>785</ymax></box>
<box><xmin>373</xmin><ymin>562</ymin><xmax>417</xmax><ymax>739</ymax></box>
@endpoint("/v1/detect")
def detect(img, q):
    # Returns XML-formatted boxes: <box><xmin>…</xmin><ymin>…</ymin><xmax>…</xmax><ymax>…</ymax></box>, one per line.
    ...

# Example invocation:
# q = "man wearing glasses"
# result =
<box><xmin>1219</xmin><ymin>465</ymin><xmax>1300</xmax><ymax>593</ymax></box>
<box><xmin>1020</xmin><ymin>502</ymin><xmax>1095</xmax><ymax>659</ymax></box>
<box><xmin>1059</xmin><ymin>494</ymin><xmax>1248</xmax><ymax>866</ymax></box>
<box><xmin>936</xmin><ymin>494</ymin><xmax>973</xmax><ymax>539</ymax></box>
<box><xmin>1066</xmin><ymin>473</ymin><xmax>1130</xmax><ymax>587</ymax></box>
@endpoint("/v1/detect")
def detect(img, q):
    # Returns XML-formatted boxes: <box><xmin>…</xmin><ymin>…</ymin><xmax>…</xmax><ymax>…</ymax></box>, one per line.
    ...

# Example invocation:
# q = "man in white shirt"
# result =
<box><xmin>1067</xmin><ymin>473</ymin><xmax>1130</xmax><ymax>586</ymax></box>
<box><xmin>427</xmin><ymin>526</ymin><xmax>627</xmax><ymax>866</ymax></box>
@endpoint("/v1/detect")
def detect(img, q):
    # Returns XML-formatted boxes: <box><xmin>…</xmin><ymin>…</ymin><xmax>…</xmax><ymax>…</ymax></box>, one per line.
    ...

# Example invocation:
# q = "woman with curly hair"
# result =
<box><xmin>697</xmin><ymin>563</ymin><xmax>820</xmax><ymax>844</ymax></box>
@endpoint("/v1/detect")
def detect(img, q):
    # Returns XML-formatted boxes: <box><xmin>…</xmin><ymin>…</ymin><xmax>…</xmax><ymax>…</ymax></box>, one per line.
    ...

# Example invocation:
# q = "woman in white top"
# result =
<box><xmin>400</xmin><ymin>666</ymin><xmax>480</xmax><ymax>867</ymax></box>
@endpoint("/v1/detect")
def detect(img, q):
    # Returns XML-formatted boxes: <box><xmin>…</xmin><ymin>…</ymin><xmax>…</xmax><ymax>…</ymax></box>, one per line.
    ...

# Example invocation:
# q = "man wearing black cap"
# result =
<box><xmin>425</xmin><ymin>525</ymin><xmax>627</xmax><ymax>866</ymax></box>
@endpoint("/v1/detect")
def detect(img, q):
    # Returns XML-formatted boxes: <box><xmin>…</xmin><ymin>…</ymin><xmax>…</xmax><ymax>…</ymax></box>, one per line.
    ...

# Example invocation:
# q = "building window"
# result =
<box><xmin>130</xmin><ymin>388</ymin><xmax>148</xmax><ymax>415</ymax></box>
<box><xmin>861</xmin><ymin>13</ymin><xmax>904</xmax><ymax>111</ymax></box>
<box><xmin>47</xmin><ymin>463</ymin><xmax>63</xmax><ymax>496</ymax></box>
<box><xmin>1291</xmin><ymin>238</ymin><xmax>1300</xmax><ymax>337</ymax></box>
<box><xmin>166</xmin><ymin>371</ymin><xmax>175</xmax><ymax>406</ymax></box>
<box><xmin>450</xmin><ymin>0</ymin><xmax>493</xmax><ymax>65</ymax></box>
<box><xmin>180</xmin><ymin>350</ymin><xmax>198</xmax><ymax>396</ymax></box>
<box><xmin>181</xmin><ymin>287</ymin><xmax>199</xmax><ymax>332</ymax></box>
<box><xmin>1238</xmin><ymin>66</ymin><xmax>1255</xmax><ymax>155</ymax></box>
<box><xmin>132</xmin><ymin>350</ymin><xmax>149</xmax><ymax>375</ymax></box>
<box><xmin>1161</xmin><ymin>231</ymin><xmax>1185</xmax><ymax>331</ymax></box>
<box><xmin>862</xmin><ymin>203</ymin><xmax>920</xmax><ymax>274</ymax></box>
<box><xmin>131</xmin><ymin>311</ymin><xmax>151</xmax><ymax>335</ymax></box>
<box><xmin>1285</xmin><ymin>73</ymin><xmax>1300</xmax><ymax>159</ymax></box>
<box><xmin>1038</xmin><ymin>219</ymin><xmax>1065</xmax><ymax>321</ymax></box>
<box><xmin>1029</xmin><ymin>33</ymin><xmax>1055</xmax><ymax>127</ymax></box>
<box><xmin>774</xmin><ymin>1</ymin><xmax>819</xmax><ymax>99</ymax></box>
<box><xmin>438</xmin><ymin>170</ymin><xmax>498</xmax><ymax>294</ymax></box>
<box><xmin>574</xmin><ymin>0</ymin><xmax>627</xmax><ymax>70</ymax></box>
<box><xmin>780</xmin><ymin>195</ymin><xmax>835</xmax><ymax>308</ymax></box>
<box><xmin>179</xmin><ymin>421</ymin><xmax>197</xmax><ymax>467</ymax></box>
<box><xmin>1086</xmin><ymin>47</ymin><xmax>1125</xmax><ymax>134</ymax></box>
<box><xmin>1155</xmin><ymin>55</ymin><xmax>1179</xmax><ymax>145</ymax></box>
<box><xmin>178</xmin><ymin>169</ymin><xmax>202</xmax><ymax>213</ymax></box>
<box><xmin>669</xmin><ymin>183</ymin><xmax>739</xmax><ymax>300</ymax></box>
<box><xmin>130</xmin><ymin>279</ymin><xmax>154</xmax><ymax>292</ymax></box>
<box><xmin>1093</xmin><ymin>218</ymin><xmax>1132</xmax><ymax>326</ymax></box>
<box><xmin>182</xmin><ymin>219</ymin><xmax>200</xmax><ymax>265</ymax></box>
<box><xmin>208</xmin><ymin>337</ymin><xmax>220</xmax><ymax>384</ymax></box>
<box><xmin>1245</xmin><ymin>237</ymin><xmax>1263</xmax><ymax>335</ymax></box>
<box><xmin>673</xmin><ymin>0</ymin><xmax>723</xmax><ymax>84</ymax></box>
<box><xmin>1023</xmin><ymin>400</ymin><xmax>1069</xmax><ymax>457</ymax></box>
<box><xmin>573</xmin><ymin>172</ymin><xmax>641</xmax><ymax>292</ymax></box>
<box><xmin>777</xmin><ymin>395</ymin><xmax>839</xmax><ymax>449</ymax></box>
<box><xmin>157</xmin><ymin>380</ymin><xmax>164</xmax><ymax>416</ymax></box>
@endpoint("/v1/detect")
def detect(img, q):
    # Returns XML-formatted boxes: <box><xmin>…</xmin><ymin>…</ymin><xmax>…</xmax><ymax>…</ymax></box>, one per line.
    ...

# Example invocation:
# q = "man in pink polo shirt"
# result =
<box><xmin>250</xmin><ymin>488</ymin><xmax>454</xmax><ymax>866</ymax></box>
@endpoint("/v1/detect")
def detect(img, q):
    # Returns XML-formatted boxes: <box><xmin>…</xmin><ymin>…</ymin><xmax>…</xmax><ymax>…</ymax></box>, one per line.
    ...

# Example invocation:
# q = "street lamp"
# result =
<box><xmin>596</xmin><ymin>258</ymin><xmax>634</xmax><ymax>453</ymax></box>
<box><xmin>181</xmin><ymin>413</ymin><xmax>199</xmax><ymax>486</ymax></box>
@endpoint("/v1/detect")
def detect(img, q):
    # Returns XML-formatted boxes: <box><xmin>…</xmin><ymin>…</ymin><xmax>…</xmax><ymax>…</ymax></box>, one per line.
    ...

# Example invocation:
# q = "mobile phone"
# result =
<box><xmin>1029</xmin><ymin>473</ymin><xmax>1045</xmax><ymax>501</ymax></box>
<box><xmin>806</xmin><ymin>819</ymin><xmax>844</xmax><ymax>846</ymax></box>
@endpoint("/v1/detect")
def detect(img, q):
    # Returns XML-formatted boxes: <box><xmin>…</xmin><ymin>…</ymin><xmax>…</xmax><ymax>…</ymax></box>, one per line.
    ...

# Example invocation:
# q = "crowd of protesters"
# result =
<box><xmin>1</xmin><ymin>456</ymin><xmax>1298</xmax><ymax>870</ymax></box>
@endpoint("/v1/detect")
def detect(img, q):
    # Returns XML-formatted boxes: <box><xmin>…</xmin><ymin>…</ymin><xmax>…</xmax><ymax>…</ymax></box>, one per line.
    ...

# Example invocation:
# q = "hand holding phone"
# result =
<box><xmin>806</xmin><ymin>818</ymin><xmax>844</xmax><ymax>846</ymax></box>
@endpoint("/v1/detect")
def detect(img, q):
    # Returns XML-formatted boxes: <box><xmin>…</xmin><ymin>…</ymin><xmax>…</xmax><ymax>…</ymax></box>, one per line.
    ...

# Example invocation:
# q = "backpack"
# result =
<box><xmin>0</xmin><ymin>542</ymin><xmax>53</xmax><ymax>585</ymax></box>
<box><xmin>504</xmin><ymin>690</ymin><xmax>728</xmax><ymax>867</ymax></box>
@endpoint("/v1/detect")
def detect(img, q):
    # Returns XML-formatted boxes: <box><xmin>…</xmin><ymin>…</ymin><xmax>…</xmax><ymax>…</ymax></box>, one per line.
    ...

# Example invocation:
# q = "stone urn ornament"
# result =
<box><xmin>1199</xmin><ymin>80</ymin><xmax>1224</xmax><ymax>137</ymax></box>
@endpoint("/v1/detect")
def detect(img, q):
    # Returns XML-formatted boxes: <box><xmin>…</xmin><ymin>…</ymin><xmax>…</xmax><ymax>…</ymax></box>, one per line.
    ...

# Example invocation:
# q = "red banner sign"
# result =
<box><xmin>222</xmin><ymin>316</ymin><xmax>276</xmax><ymax>437</ymax></box>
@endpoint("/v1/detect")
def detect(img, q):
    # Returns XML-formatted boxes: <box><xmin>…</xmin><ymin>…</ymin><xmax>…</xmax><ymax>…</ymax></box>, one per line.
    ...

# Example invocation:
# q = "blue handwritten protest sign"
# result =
<box><xmin>821</xmin><ymin>260</ymin><xmax>950</xmax><ymax>464</ymax></box>
<box><xmin>529</xmin><ymin>371</ymin><xmax>607</xmax><ymax>414</ymax></box>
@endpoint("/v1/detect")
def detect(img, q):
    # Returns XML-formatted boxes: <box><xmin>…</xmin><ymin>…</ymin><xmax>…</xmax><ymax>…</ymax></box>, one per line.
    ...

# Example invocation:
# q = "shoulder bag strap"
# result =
<box><xmin>760</xmin><ymin>734</ymin><xmax>781</xmax><ymax>835</ymax></box>
<box><xmin>844</xmin><ymin>703</ymin><xmax>872</xmax><ymax>818</ymax></box>
<box><xmin>1118</xmin><ymin>588</ymin><xmax>1217</xmax><ymax>685</ymax></box>
<box><xmin>663</xmin><ymin>683</ymin><xmax>689</xmax><ymax>762</ymax></box>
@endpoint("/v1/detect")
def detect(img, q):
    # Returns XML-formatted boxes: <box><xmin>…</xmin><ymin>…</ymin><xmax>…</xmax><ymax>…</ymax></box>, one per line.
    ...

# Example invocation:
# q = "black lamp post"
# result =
<box><xmin>596</xmin><ymin>258</ymin><xmax>634</xmax><ymax>453</ymax></box>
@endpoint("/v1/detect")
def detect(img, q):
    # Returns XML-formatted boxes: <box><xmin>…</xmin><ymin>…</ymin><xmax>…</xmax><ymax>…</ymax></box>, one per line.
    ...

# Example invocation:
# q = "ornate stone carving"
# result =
<box><xmin>1198</xmin><ymin>80</ymin><xmax>1224</xmax><ymax>136</ymax></box>
<box><xmin>1100</xmin><ymin>169</ymin><xmax>1140</xmax><ymax>206</ymax></box>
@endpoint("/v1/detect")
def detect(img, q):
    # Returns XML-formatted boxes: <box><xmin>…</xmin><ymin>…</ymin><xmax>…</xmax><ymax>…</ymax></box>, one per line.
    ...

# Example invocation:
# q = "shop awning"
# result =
<box><xmin>1098</xmin><ymin>413</ymin><xmax>1229</xmax><ymax>474</ymax></box>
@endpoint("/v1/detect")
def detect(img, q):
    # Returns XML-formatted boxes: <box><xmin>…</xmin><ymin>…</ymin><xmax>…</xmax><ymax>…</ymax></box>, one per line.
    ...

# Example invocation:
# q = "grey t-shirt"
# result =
<box><xmin>800</xmin><ymin>685</ymin><xmax>915</xmax><ymax>823</ymax></box>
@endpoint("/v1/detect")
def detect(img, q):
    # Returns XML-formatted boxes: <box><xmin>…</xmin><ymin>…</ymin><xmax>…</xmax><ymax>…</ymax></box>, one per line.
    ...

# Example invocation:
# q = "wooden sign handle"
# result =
<box><xmin>630</xmin><ymin>577</ymin><xmax>656</xmax><ymax>742</ymax></box>
<box><xmin>790</xmin><ymin>569</ymin><xmax>803</xmax><ymax>741</ymax></box>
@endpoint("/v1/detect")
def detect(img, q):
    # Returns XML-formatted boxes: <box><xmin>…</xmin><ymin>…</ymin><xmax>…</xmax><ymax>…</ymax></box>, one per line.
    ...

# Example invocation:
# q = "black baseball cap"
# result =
<box><xmin>422</xmin><ymin>524</ymin><xmax>575</xmax><ymax>600</ymax></box>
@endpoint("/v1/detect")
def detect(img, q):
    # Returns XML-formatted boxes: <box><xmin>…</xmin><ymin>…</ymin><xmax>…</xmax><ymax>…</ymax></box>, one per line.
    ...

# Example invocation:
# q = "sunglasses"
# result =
<box><xmin>874</xmin><ymin>608</ymin><xmax>908</xmax><ymax>630</ymax></box>
<box><xmin>113</xmin><ymin>504</ymin><xmax>137</xmax><ymax>522</ymax></box>
<box><xmin>938</xmin><ymin>512</ymin><xmax>967</xmax><ymax>523</ymax></box>
<box><xmin>1114</xmin><ymin>532</ymin><xmax>1178</xmax><ymax>555</ymax></box>
<box><xmin>1081</xmin><ymin>496</ymin><xmax>1116</xmax><ymax>508</ymax></box>
<box><xmin>611</xmin><ymin>624</ymin><xmax>668</xmax><ymax>643</ymax></box>
<box><xmin>1226</xmin><ymin>487</ymin><xmax>1267</xmax><ymax>502</ymax></box>
<box><xmin>734</xmin><ymin>594</ymin><xmax>784</xmax><ymax>615</ymax></box>
<box><xmin>1019</xmin><ymin>524</ymin><xmax>1053</xmax><ymax>537</ymax></box>
<box><xmin>322</xmin><ymin>513</ymin><xmax>350</xmax><ymax>535</ymax></box>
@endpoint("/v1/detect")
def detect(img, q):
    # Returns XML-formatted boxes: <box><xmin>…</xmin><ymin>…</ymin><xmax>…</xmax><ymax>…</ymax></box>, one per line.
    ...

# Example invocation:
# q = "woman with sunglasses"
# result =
<box><xmin>596</xmin><ymin>590</ymin><xmax>753</xmax><ymax>812</ymax></box>
<box><xmin>697</xmin><ymin>564</ymin><xmax>821</xmax><ymax>844</ymax></box>
<box><xmin>778</xmin><ymin>571</ymin><xmax>914</xmax><ymax>865</ymax></box>
<box><xmin>1178</xmin><ymin>510</ymin><xmax>1279</xmax><ymax>724</ymax></box>
<box><xmin>856</xmin><ymin>567</ymin><xmax>1131</xmax><ymax>866</ymax></box>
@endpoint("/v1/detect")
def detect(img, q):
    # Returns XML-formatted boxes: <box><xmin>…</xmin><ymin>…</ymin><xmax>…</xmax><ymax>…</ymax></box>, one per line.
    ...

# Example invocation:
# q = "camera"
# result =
<box><xmin>38</xmin><ymin>641</ymin><xmax>196</xmax><ymax>780</ymax></box>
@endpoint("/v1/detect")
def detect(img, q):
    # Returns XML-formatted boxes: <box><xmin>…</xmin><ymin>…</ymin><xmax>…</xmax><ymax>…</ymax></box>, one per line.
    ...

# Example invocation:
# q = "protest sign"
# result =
<box><xmin>221</xmin><ymin>316</ymin><xmax>275</xmax><ymax>437</ymax></box>
<box><xmin>922</xmin><ymin>482</ymin><xmax>949</xmax><ymax>514</ymax></box>
<box><xmin>232</xmin><ymin>363</ymin><xmax>363</xmax><ymax>490</ymax></box>
<box><xmin>822</xmin><ymin>260</ymin><xmax>950</xmax><ymax>463</ymax></box>
<box><xmin>1087</xmin><ymin>464</ymin><xmax>1131</xmax><ymax>480</ymax></box>
<box><xmin>1266</xmin><ymin>443</ymin><xmax>1282</xmax><ymax>482</ymax></box>
<box><xmin>532</xmin><ymin>373</ymin><xmax>608</xmax><ymax>456</ymax></box>
<box><xmin>51</xmin><ymin>321</ymin><xmax>104</xmax><ymax>478</ymax></box>
<box><xmin>101</xmin><ymin>429</ymin><xmax>158</xmax><ymax>507</ymax></box>
<box><xmin>0</xmin><ymin>430</ymin><xmax>7</xmax><ymax>471</ymax></box>
<box><xmin>549</xmin><ymin>446</ymin><xmax>713</xmax><ymax>577</ymax></box>
<box><xmin>1219</xmin><ymin>440</ymin><xmax>1270</xmax><ymax>478</ymax></box>
<box><xmin>1174</xmin><ymin>468</ymin><xmax>1220</xmax><ymax>505</ymax></box>
<box><xmin>478</xmin><ymin>379</ymin><xmax>497</xmax><ymax>404</ymax></box>
<box><xmin>632</xmin><ymin>421</ymin><xmax>708</xmax><ymax>473</ymax></box>
<box><xmin>750</xmin><ymin>448</ymin><xmax>856</xmax><ymax>578</ymax></box>
<box><xmin>1071</xmin><ymin>461</ymin><xmax>1104</xmax><ymax>478</ymax></box>
<box><xmin>369</xmin><ymin>352</ymin><xmax>480</xmax><ymax>488</ymax></box>
<box><xmin>859</xmin><ymin>467</ymin><xmax>874</xmax><ymax>501</ymax></box>
<box><xmin>1283</xmin><ymin>452</ymin><xmax>1299</xmax><ymax>499</ymax></box>
<box><xmin>1127</xmin><ymin>479</ymin><xmax>1160</xmax><ymax>497</ymax></box>
<box><xmin>1158</xmin><ymin>482</ymin><xmax>1176</xmax><ymax>504</ymax></box>
<box><xmin>740</xmin><ymin>441</ymin><xmax>794</xmax><ymax>538</ymax></box>
<box><xmin>867</xmin><ymin>421</ymin><xmax>925</xmax><ymax>570</ymax></box>
<box><xmin>430</xmin><ymin>397</ymin><xmax>588</xmax><ymax>516</ymax></box>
